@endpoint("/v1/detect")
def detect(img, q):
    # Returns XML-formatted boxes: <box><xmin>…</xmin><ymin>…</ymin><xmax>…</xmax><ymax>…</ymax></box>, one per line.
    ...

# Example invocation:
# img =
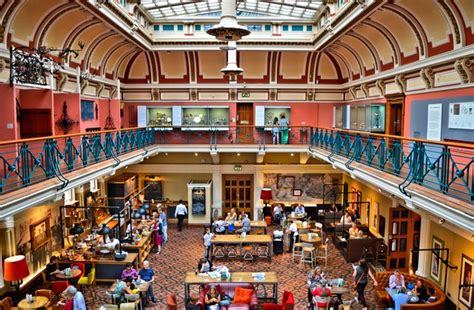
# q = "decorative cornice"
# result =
<box><xmin>454</xmin><ymin>57</ymin><xmax>472</xmax><ymax>84</ymax></box>
<box><xmin>375</xmin><ymin>79</ymin><xmax>385</xmax><ymax>96</ymax></box>
<box><xmin>420</xmin><ymin>67</ymin><xmax>434</xmax><ymax>89</ymax></box>
<box><xmin>395</xmin><ymin>74</ymin><xmax>406</xmax><ymax>93</ymax></box>
<box><xmin>55</xmin><ymin>72</ymin><xmax>68</xmax><ymax>92</ymax></box>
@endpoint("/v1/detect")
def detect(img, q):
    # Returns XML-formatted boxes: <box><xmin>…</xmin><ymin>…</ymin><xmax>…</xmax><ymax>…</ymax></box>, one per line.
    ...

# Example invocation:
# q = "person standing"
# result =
<box><xmin>203</xmin><ymin>226</ymin><xmax>214</xmax><ymax>259</ymax></box>
<box><xmin>287</xmin><ymin>220</ymin><xmax>299</xmax><ymax>253</ymax></box>
<box><xmin>175</xmin><ymin>200</ymin><xmax>188</xmax><ymax>232</ymax></box>
<box><xmin>272</xmin><ymin>116</ymin><xmax>280</xmax><ymax>144</ymax></box>
<box><xmin>158</xmin><ymin>206</ymin><xmax>168</xmax><ymax>244</ymax></box>
<box><xmin>353</xmin><ymin>258</ymin><xmax>377</xmax><ymax>309</ymax></box>
<box><xmin>279</xmin><ymin>114</ymin><xmax>289</xmax><ymax>144</ymax></box>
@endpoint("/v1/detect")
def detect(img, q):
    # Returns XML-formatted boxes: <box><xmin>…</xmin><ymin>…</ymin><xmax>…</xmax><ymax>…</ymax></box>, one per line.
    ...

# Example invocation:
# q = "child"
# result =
<box><xmin>203</xmin><ymin>226</ymin><xmax>214</xmax><ymax>259</ymax></box>
<box><xmin>272</xmin><ymin>117</ymin><xmax>280</xmax><ymax>144</ymax></box>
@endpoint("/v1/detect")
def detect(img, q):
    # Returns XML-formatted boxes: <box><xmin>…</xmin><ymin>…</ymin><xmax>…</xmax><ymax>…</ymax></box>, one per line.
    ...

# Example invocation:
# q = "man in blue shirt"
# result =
<box><xmin>138</xmin><ymin>261</ymin><xmax>157</xmax><ymax>303</ymax></box>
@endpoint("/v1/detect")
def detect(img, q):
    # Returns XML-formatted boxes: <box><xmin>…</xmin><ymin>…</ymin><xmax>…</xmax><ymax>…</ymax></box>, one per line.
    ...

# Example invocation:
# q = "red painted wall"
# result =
<box><xmin>0</xmin><ymin>84</ymin><xmax>18</xmax><ymax>141</ymax></box>
<box><xmin>404</xmin><ymin>87</ymin><xmax>474</xmax><ymax>137</ymax></box>
<box><xmin>19</xmin><ymin>89</ymin><xmax>54</xmax><ymax>135</ymax></box>
<box><xmin>99</xmin><ymin>99</ymin><xmax>121</xmax><ymax>130</ymax></box>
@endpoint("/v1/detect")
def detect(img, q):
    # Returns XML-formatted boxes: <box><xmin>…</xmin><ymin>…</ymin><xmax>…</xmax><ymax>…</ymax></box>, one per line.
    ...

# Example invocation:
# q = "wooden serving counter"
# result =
<box><xmin>58</xmin><ymin>253</ymin><xmax>138</xmax><ymax>282</ymax></box>
<box><xmin>121</xmin><ymin>233</ymin><xmax>153</xmax><ymax>268</ymax></box>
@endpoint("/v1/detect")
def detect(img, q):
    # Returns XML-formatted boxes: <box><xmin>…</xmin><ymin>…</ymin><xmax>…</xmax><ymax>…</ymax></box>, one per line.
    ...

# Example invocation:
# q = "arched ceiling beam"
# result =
<box><xmin>383</xmin><ymin>4</ymin><xmax>428</xmax><ymax>58</ymax></box>
<box><xmin>114</xmin><ymin>49</ymin><xmax>140</xmax><ymax>80</ymax></box>
<box><xmin>326</xmin><ymin>47</ymin><xmax>353</xmax><ymax>81</ymax></box>
<box><xmin>310</xmin><ymin>51</ymin><xmax>321</xmax><ymax>84</ymax></box>
<box><xmin>146</xmin><ymin>51</ymin><xmax>158</xmax><ymax>83</ymax></box>
<box><xmin>83</xmin><ymin>31</ymin><xmax>117</xmax><ymax>71</ymax></box>
<box><xmin>0</xmin><ymin>0</ymin><xmax>25</xmax><ymax>44</ymax></box>
<box><xmin>362</xmin><ymin>20</ymin><xmax>401</xmax><ymax>66</ymax></box>
<box><xmin>33</xmin><ymin>2</ymin><xmax>79</xmax><ymax>47</ymax></box>
<box><xmin>333</xmin><ymin>42</ymin><xmax>365</xmax><ymax>77</ymax></box>
<box><xmin>63</xmin><ymin>18</ymin><xmax>101</xmax><ymax>65</ymax></box>
<box><xmin>346</xmin><ymin>32</ymin><xmax>381</xmax><ymax>72</ymax></box>
<box><xmin>323</xmin><ymin>51</ymin><xmax>344</xmax><ymax>81</ymax></box>
<box><xmin>436</xmin><ymin>0</ymin><xmax>462</xmax><ymax>46</ymax></box>
<box><xmin>100</xmin><ymin>40</ymin><xmax>130</xmax><ymax>76</ymax></box>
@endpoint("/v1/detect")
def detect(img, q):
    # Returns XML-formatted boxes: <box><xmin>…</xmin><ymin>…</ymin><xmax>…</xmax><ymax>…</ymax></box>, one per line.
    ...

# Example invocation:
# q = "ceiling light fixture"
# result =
<box><xmin>206</xmin><ymin>0</ymin><xmax>250</xmax><ymax>42</ymax></box>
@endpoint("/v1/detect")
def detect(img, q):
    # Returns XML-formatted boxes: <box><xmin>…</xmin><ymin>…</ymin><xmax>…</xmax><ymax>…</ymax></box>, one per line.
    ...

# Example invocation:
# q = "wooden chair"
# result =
<box><xmin>315</xmin><ymin>238</ymin><xmax>329</xmax><ymax>266</ymax></box>
<box><xmin>0</xmin><ymin>297</ymin><xmax>19</xmax><ymax>310</ymax></box>
<box><xmin>98</xmin><ymin>305</ymin><xmax>118</xmax><ymax>310</ymax></box>
<box><xmin>292</xmin><ymin>234</ymin><xmax>304</xmax><ymax>262</ymax></box>
<box><xmin>35</xmin><ymin>289</ymin><xmax>53</xmax><ymax>307</ymax></box>
<box><xmin>313</xmin><ymin>295</ymin><xmax>330</xmax><ymax>310</ymax></box>
<box><xmin>301</xmin><ymin>243</ymin><xmax>316</xmax><ymax>268</ymax></box>
<box><xmin>51</xmin><ymin>280</ymin><xmax>69</xmax><ymax>298</ymax></box>
<box><xmin>166</xmin><ymin>294</ymin><xmax>178</xmax><ymax>310</ymax></box>
<box><xmin>124</xmin><ymin>294</ymin><xmax>142</xmax><ymax>310</ymax></box>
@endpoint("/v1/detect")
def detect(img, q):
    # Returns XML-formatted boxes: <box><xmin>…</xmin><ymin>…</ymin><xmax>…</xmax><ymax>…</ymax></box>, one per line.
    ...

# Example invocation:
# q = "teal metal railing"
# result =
<box><xmin>310</xmin><ymin>127</ymin><xmax>474</xmax><ymax>203</ymax></box>
<box><xmin>0</xmin><ymin>127</ymin><xmax>155</xmax><ymax>194</ymax></box>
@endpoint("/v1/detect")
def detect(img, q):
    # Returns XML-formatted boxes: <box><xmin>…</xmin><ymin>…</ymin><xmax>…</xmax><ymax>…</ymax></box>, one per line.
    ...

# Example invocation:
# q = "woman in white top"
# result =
<box><xmin>340</xmin><ymin>211</ymin><xmax>353</xmax><ymax>224</ymax></box>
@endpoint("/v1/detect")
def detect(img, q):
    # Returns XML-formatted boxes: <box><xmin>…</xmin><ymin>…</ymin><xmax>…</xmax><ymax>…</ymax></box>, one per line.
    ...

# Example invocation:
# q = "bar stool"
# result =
<box><xmin>314</xmin><ymin>223</ymin><xmax>323</xmax><ymax>240</ymax></box>
<box><xmin>292</xmin><ymin>234</ymin><xmax>304</xmax><ymax>262</ymax></box>
<box><xmin>300</xmin><ymin>243</ymin><xmax>316</xmax><ymax>268</ymax></box>
<box><xmin>315</xmin><ymin>238</ymin><xmax>329</xmax><ymax>266</ymax></box>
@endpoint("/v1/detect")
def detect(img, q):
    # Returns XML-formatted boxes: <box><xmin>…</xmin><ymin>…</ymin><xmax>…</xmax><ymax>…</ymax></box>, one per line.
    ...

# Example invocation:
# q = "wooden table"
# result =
<box><xmin>234</xmin><ymin>220</ymin><xmax>268</xmax><ymax>234</ymax></box>
<box><xmin>55</xmin><ymin>268</ymin><xmax>82</xmax><ymax>279</ymax></box>
<box><xmin>122</xmin><ymin>234</ymin><xmax>153</xmax><ymax>268</ymax></box>
<box><xmin>288</xmin><ymin>214</ymin><xmax>305</xmax><ymax>221</ymax></box>
<box><xmin>300</xmin><ymin>234</ymin><xmax>322</xmax><ymax>245</ymax></box>
<box><xmin>18</xmin><ymin>296</ymin><xmax>49</xmax><ymax>309</ymax></box>
<box><xmin>184</xmin><ymin>272</ymin><xmax>278</xmax><ymax>303</ymax></box>
<box><xmin>211</xmin><ymin>235</ymin><xmax>273</xmax><ymax>261</ymax></box>
<box><xmin>331</xmin><ymin>286</ymin><xmax>350</xmax><ymax>304</ymax></box>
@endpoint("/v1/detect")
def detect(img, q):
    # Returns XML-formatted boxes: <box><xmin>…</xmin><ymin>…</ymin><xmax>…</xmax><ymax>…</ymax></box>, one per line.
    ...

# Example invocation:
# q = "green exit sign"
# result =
<box><xmin>241</xmin><ymin>92</ymin><xmax>250</xmax><ymax>98</ymax></box>
<box><xmin>234</xmin><ymin>165</ymin><xmax>242</xmax><ymax>171</ymax></box>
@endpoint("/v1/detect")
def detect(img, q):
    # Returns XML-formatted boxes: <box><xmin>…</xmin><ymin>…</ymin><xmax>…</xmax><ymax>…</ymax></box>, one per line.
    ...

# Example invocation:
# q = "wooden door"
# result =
<box><xmin>237</xmin><ymin>102</ymin><xmax>253</xmax><ymax>143</ymax></box>
<box><xmin>20</xmin><ymin>109</ymin><xmax>52</xmax><ymax>138</ymax></box>
<box><xmin>222</xmin><ymin>174</ymin><xmax>253</xmax><ymax>218</ymax></box>
<box><xmin>387</xmin><ymin>206</ymin><xmax>420</xmax><ymax>271</ymax></box>
<box><xmin>386</xmin><ymin>94</ymin><xmax>404</xmax><ymax>136</ymax></box>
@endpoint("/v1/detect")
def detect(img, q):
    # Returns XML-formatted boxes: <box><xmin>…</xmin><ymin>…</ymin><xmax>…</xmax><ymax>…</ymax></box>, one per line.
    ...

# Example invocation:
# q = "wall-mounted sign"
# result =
<box><xmin>241</xmin><ymin>92</ymin><xmax>250</xmax><ymax>98</ymax></box>
<box><xmin>191</xmin><ymin>187</ymin><xmax>206</xmax><ymax>215</ymax></box>
<box><xmin>427</xmin><ymin>104</ymin><xmax>442</xmax><ymax>141</ymax></box>
<box><xmin>449</xmin><ymin>102</ymin><xmax>474</xmax><ymax>130</ymax></box>
<box><xmin>234</xmin><ymin>165</ymin><xmax>242</xmax><ymax>171</ymax></box>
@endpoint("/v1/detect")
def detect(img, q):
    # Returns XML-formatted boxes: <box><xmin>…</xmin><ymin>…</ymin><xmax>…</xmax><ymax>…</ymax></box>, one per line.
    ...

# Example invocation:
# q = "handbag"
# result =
<box><xmin>353</xmin><ymin>271</ymin><xmax>366</xmax><ymax>290</ymax></box>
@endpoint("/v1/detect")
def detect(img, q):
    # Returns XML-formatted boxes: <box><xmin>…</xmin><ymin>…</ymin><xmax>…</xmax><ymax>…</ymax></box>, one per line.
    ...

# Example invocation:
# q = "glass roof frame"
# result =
<box><xmin>141</xmin><ymin>0</ymin><xmax>323</xmax><ymax>20</ymax></box>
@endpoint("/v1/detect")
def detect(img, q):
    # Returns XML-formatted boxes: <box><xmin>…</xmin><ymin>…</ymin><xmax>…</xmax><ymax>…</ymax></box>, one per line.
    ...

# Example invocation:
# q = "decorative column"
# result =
<box><xmin>0</xmin><ymin>216</ymin><xmax>16</xmax><ymax>291</ymax></box>
<box><xmin>212</xmin><ymin>166</ymin><xmax>222</xmax><ymax>218</ymax></box>
<box><xmin>416</xmin><ymin>212</ymin><xmax>431</xmax><ymax>277</ymax></box>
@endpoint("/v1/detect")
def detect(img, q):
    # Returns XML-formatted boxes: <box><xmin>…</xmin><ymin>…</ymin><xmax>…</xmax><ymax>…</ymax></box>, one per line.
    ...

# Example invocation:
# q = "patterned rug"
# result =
<box><xmin>86</xmin><ymin>224</ymin><xmax>377</xmax><ymax>309</ymax></box>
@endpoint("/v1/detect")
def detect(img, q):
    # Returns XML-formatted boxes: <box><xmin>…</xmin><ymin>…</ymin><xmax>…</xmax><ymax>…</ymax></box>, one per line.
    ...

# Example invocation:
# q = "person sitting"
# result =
<box><xmin>238</xmin><ymin>211</ymin><xmax>247</xmax><ymax>221</ymax></box>
<box><xmin>389</xmin><ymin>269</ymin><xmax>405</xmax><ymax>289</ymax></box>
<box><xmin>349</xmin><ymin>223</ymin><xmax>360</xmax><ymax>239</ymax></box>
<box><xmin>312</xmin><ymin>279</ymin><xmax>332</xmax><ymax>309</ymax></box>
<box><xmin>101</xmin><ymin>234</ymin><xmax>120</xmax><ymax>250</ymax></box>
<box><xmin>295</xmin><ymin>204</ymin><xmax>305</xmax><ymax>215</ymax></box>
<box><xmin>426</xmin><ymin>287</ymin><xmax>437</xmax><ymax>303</ymax></box>
<box><xmin>236</xmin><ymin>214</ymin><xmax>251</xmax><ymax>234</ymax></box>
<box><xmin>205</xmin><ymin>285</ymin><xmax>221</xmax><ymax>310</ymax></box>
<box><xmin>413</xmin><ymin>279</ymin><xmax>428</xmax><ymax>302</ymax></box>
<box><xmin>273</xmin><ymin>204</ymin><xmax>283</xmax><ymax>224</ymax></box>
<box><xmin>197</xmin><ymin>258</ymin><xmax>214</xmax><ymax>273</ymax></box>
<box><xmin>121</xmin><ymin>262</ymin><xmax>138</xmax><ymax>281</ymax></box>
<box><xmin>213</xmin><ymin>217</ymin><xmax>226</xmax><ymax>234</ymax></box>
<box><xmin>46</xmin><ymin>256</ymin><xmax>62</xmax><ymax>280</ymax></box>
<box><xmin>110</xmin><ymin>278</ymin><xmax>128</xmax><ymax>303</ymax></box>
<box><xmin>57</xmin><ymin>286</ymin><xmax>75</xmax><ymax>310</ymax></box>
<box><xmin>393</xmin><ymin>287</ymin><xmax>410</xmax><ymax>310</ymax></box>
<box><xmin>227</xmin><ymin>208</ymin><xmax>237</xmax><ymax>222</ymax></box>
<box><xmin>307</xmin><ymin>267</ymin><xmax>325</xmax><ymax>307</ymax></box>
<box><xmin>186</xmin><ymin>293</ymin><xmax>201</xmax><ymax>310</ymax></box>
<box><xmin>224</xmin><ymin>212</ymin><xmax>232</xmax><ymax>222</ymax></box>
<box><xmin>340</xmin><ymin>211</ymin><xmax>353</xmax><ymax>224</ymax></box>
<box><xmin>138</xmin><ymin>260</ymin><xmax>157</xmax><ymax>304</ymax></box>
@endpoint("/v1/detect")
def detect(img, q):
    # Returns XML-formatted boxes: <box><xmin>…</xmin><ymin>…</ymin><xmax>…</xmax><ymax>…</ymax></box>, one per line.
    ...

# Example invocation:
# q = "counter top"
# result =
<box><xmin>59</xmin><ymin>252</ymin><xmax>138</xmax><ymax>264</ymax></box>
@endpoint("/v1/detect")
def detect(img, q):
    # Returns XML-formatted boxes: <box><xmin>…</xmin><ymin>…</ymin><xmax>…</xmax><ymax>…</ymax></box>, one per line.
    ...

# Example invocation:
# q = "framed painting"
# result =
<box><xmin>459</xmin><ymin>254</ymin><xmax>474</xmax><ymax>308</ymax></box>
<box><xmin>430</xmin><ymin>236</ymin><xmax>444</xmax><ymax>285</ymax></box>
<box><xmin>30</xmin><ymin>217</ymin><xmax>51</xmax><ymax>251</ymax></box>
<box><xmin>277</xmin><ymin>175</ymin><xmax>295</xmax><ymax>189</ymax></box>
<box><xmin>81</xmin><ymin>100</ymin><xmax>94</xmax><ymax>121</ymax></box>
<box><xmin>293</xmin><ymin>189</ymin><xmax>302</xmax><ymax>196</ymax></box>
<box><xmin>372</xmin><ymin>202</ymin><xmax>379</xmax><ymax>231</ymax></box>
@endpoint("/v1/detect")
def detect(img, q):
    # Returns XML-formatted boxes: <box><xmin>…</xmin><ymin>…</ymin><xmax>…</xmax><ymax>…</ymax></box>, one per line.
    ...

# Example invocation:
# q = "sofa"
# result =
<box><xmin>199</xmin><ymin>283</ymin><xmax>258</xmax><ymax>310</ymax></box>
<box><xmin>375</xmin><ymin>272</ymin><xmax>446</xmax><ymax>309</ymax></box>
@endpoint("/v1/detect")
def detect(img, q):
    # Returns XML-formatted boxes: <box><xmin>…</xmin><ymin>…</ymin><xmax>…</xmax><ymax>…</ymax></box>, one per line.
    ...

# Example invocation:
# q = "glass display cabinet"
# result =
<box><xmin>349</xmin><ymin>104</ymin><xmax>385</xmax><ymax>133</ymax></box>
<box><xmin>182</xmin><ymin>106</ymin><xmax>229</xmax><ymax>129</ymax></box>
<box><xmin>335</xmin><ymin>106</ymin><xmax>344</xmax><ymax>128</ymax></box>
<box><xmin>264</xmin><ymin>107</ymin><xmax>291</xmax><ymax>126</ymax></box>
<box><xmin>147</xmin><ymin>107</ymin><xmax>172</xmax><ymax>126</ymax></box>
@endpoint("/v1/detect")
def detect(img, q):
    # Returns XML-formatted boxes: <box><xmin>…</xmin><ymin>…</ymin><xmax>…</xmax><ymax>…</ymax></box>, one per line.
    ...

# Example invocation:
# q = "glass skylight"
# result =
<box><xmin>141</xmin><ymin>0</ymin><xmax>322</xmax><ymax>20</ymax></box>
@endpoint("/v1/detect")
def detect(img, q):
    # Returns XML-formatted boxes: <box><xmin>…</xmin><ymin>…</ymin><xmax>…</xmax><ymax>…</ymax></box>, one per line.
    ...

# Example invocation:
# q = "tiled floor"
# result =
<box><xmin>86</xmin><ymin>224</ymin><xmax>376</xmax><ymax>309</ymax></box>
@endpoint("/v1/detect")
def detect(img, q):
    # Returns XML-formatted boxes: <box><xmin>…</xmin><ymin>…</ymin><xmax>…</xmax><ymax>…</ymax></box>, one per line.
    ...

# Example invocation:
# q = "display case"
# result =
<box><xmin>349</xmin><ymin>104</ymin><xmax>385</xmax><ymax>133</ymax></box>
<box><xmin>335</xmin><ymin>106</ymin><xmax>344</xmax><ymax>128</ymax></box>
<box><xmin>147</xmin><ymin>107</ymin><xmax>172</xmax><ymax>126</ymax></box>
<box><xmin>182</xmin><ymin>106</ymin><xmax>229</xmax><ymax>130</ymax></box>
<box><xmin>264</xmin><ymin>107</ymin><xmax>291</xmax><ymax>126</ymax></box>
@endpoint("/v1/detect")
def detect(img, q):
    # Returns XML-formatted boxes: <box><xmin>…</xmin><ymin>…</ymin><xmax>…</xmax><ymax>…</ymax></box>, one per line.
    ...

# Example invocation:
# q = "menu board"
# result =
<box><xmin>191</xmin><ymin>187</ymin><xmax>206</xmax><ymax>215</ymax></box>
<box><xmin>449</xmin><ymin>102</ymin><xmax>474</xmax><ymax>129</ymax></box>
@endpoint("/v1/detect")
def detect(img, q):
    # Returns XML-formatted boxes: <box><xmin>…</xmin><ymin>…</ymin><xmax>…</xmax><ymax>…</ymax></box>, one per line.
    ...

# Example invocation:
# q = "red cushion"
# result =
<box><xmin>262</xmin><ymin>304</ymin><xmax>282</xmax><ymax>310</ymax></box>
<box><xmin>233</xmin><ymin>287</ymin><xmax>254</xmax><ymax>304</ymax></box>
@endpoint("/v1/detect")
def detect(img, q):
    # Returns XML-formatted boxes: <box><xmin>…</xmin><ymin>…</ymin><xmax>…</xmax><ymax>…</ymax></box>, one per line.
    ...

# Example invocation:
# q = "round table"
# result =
<box><xmin>331</xmin><ymin>286</ymin><xmax>350</xmax><ymax>305</ymax></box>
<box><xmin>55</xmin><ymin>268</ymin><xmax>82</xmax><ymax>279</ymax></box>
<box><xmin>300</xmin><ymin>234</ymin><xmax>321</xmax><ymax>245</ymax></box>
<box><xmin>18</xmin><ymin>296</ymin><xmax>49</xmax><ymax>309</ymax></box>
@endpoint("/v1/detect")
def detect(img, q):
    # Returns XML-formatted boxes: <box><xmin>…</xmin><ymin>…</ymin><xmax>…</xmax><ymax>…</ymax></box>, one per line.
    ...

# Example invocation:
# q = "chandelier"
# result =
<box><xmin>10</xmin><ymin>42</ymin><xmax>85</xmax><ymax>86</ymax></box>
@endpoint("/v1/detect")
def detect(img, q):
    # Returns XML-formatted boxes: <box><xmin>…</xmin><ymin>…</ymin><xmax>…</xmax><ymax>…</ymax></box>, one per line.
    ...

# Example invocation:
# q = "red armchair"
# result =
<box><xmin>263</xmin><ymin>291</ymin><xmax>295</xmax><ymax>310</ymax></box>
<box><xmin>199</xmin><ymin>283</ymin><xmax>258</xmax><ymax>310</ymax></box>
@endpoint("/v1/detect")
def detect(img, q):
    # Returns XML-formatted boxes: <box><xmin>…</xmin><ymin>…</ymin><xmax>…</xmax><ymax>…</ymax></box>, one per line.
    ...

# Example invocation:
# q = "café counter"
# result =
<box><xmin>58</xmin><ymin>253</ymin><xmax>138</xmax><ymax>282</ymax></box>
<box><xmin>121</xmin><ymin>233</ymin><xmax>153</xmax><ymax>268</ymax></box>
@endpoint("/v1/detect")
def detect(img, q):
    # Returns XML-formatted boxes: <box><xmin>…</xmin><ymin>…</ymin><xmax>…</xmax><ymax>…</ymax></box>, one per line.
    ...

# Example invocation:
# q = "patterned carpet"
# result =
<box><xmin>86</xmin><ymin>224</ymin><xmax>377</xmax><ymax>309</ymax></box>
